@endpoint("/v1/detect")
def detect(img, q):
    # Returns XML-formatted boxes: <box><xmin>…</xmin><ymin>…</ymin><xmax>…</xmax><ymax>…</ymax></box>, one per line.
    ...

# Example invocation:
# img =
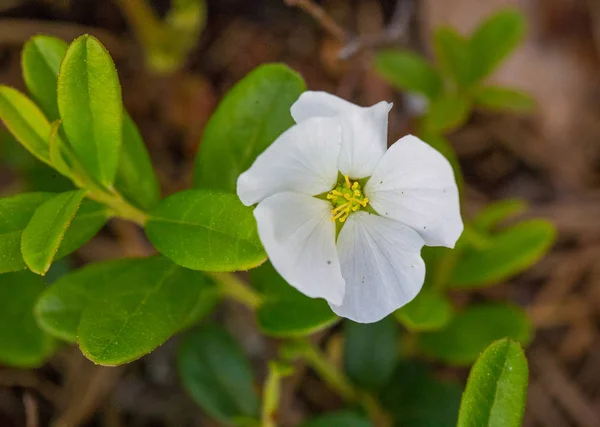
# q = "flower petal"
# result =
<box><xmin>365</xmin><ymin>134</ymin><xmax>463</xmax><ymax>247</ymax></box>
<box><xmin>330</xmin><ymin>211</ymin><xmax>425</xmax><ymax>323</ymax></box>
<box><xmin>253</xmin><ymin>192</ymin><xmax>345</xmax><ymax>305</ymax></box>
<box><xmin>290</xmin><ymin>91</ymin><xmax>359</xmax><ymax>123</ymax></box>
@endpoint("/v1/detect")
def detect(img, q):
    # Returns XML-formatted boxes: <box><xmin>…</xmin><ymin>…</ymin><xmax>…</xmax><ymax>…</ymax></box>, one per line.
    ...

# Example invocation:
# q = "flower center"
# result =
<box><xmin>326</xmin><ymin>175</ymin><xmax>369</xmax><ymax>223</ymax></box>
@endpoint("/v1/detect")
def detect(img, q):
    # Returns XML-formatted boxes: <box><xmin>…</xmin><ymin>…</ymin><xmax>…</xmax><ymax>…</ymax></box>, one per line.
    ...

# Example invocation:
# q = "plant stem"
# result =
<box><xmin>283</xmin><ymin>0</ymin><xmax>347</xmax><ymax>42</ymax></box>
<box><xmin>209</xmin><ymin>272</ymin><xmax>262</xmax><ymax>309</ymax></box>
<box><xmin>86</xmin><ymin>186</ymin><xmax>148</xmax><ymax>226</ymax></box>
<box><xmin>261</xmin><ymin>362</ymin><xmax>294</xmax><ymax>427</ymax></box>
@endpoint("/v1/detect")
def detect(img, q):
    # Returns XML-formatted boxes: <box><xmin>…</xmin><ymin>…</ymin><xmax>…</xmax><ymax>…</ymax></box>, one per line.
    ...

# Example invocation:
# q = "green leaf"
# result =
<box><xmin>418</xmin><ymin>303</ymin><xmax>532</xmax><ymax>366</ymax></box>
<box><xmin>35</xmin><ymin>257</ymin><xmax>217</xmax><ymax>349</ymax></box>
<box><xmin>22</xmin><ymin>35</ymin><xmax>68</xmax><ymax>121</ymax></box>
<box><xmin>55</xmin><ymin>199</ymin><xmax>109</xmax><ymax>258</ymax></box>
<box><xmin>21</xmin><ymin>190</ymin><xmax>86</xmax><ymax>275</ymax></box>
<box><xmin>470</xmin><ymin>9</ymin><xmax>527</xmax><ymax>82</ymax></box>
<box><xmin>472</xmin><ymin>199</ymin><xmax>527</xmax><ymax>232</ymax></box>
<box><xmin>116</xmin><ymin>114</ymin><xmax>161</xmax><ymax>210</ymax></box>
<box><xmin>178</xmin><ymin>324</ymin><xmax>260</xmax><ymax>423</ymax></box>
<box><xmin>251</xmin><ymin>262</ymin><xmax>337</xmax><ymax>337</ymax></box>
<box><xmin>48</xmin><ymin>120</ymin><xmax>74</xmax><ymax>179</ymax></box>
<box><xmin>146</xmin><ymin>189</ymin><xmax>266</xmax><ymax>272</ymax></box>
<box><xmin>475</xmin><ymin>86</ymin><xmax>535</xmax><ymax>113</ymax></box>
<box><xmin>395</xmin><ymin>290</ymin><xmax>454</xmax><ymax>332</ymax></box>
<box><xmin>194</xmin><ymin>64</ymin><xmax>305</xmax><ymax>192</ymax></box>
<box><xmin>380</xmin><ymin>361</ymin><xmax>462</xmax><ymax>427</ymax></box>
<box><xmin>344</xmin><ymin>317</ymin><xmax>397</xmax><ymax>390</ymax></box>
<box><xmin>57</xmin><ymin>34</ymin><xmax>123</xmax><ymax>187</ymax></box>
<box><xmin>0</xmin><ymin>86</ymin><xmax>52</xmax><ymax>165</ymax></box>
<box><xmin>433</xmin><ymin>28</ymin><xmax>472</xmax><ymax>87</ymax></box>
<box><xmin>373</xmin><ymin>49</ymin><xmax>442</xmax><ymax>99</ymax></box>
<box><xmin>423</xmin><ymin>94</ymin><xmax>470</xmax><ymax>134</ymax></box>
<box><xmin>457</xmin><ymin>339</ymin><xmax>528</xmax><ymax>427</ymax></box>
<box><xmin>0</xmin><ymin>271</ymin><xmax>56</xmax><ymax>367</ymax></box>
<box><xmin>300</xmin><ymin>411</ymin><xmax>372</xmax><ymax>427</ymax></box>
<box><xmin>451</xmin><ymin>219</ymin><xmax>556</xmax><ymax>288</ymax></box>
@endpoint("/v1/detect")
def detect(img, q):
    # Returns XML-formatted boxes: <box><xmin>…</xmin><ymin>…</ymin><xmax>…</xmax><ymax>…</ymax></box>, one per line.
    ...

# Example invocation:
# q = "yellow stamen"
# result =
<box><xmin>327</xmin><ymin>176</ymin><xmax>369</xmax><ymax>223</ymax></box>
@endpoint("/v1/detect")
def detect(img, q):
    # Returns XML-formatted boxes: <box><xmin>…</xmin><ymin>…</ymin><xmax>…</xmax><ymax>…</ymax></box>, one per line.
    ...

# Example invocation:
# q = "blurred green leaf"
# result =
<box><xmin>395</xmin><ymin>290</ymin><xmax>454</xmax><ymax>332</ymax></box>
<box><xmin>470</xmin><ymin>9</ymin><xmax>527</xmax><ymax>82</ymax></box>
<box><xmin>451</xmin><ymin>219</ymin><xmax>556</xmax><ymax>288</ymax></box>
<box><xmin>373</xmin><ymin>50</ymin><xmax>442</xmax><ymax>99</ymax></box>
<box><xmin>35</xmin><ymin>257</ymin><xmax>216</xmax><ymax>365</ymax></box>
<box><xmin>146</xmin><ymin>189</ymin><xmax>266</xmax><ymax>272</ymax></box>
<box><xmin>194</xmin><ymin>64</ymin><xmax>305</xmax><ymax>192</ymax></box>
<box><xmin>344</xmin><ymin>317</ymin><xmax>397</xmax><ymax>391</ymax></box>
<box><xmin>178</xmin><ymin>324</ymin><xmax>260</xmax><ymax>423</ymax></box>
<box><xmin>300</xmin><ymin>411</ymin><xmax>372</xmax><ymax>427</ymax></box>
<box><xmin>57</xmin><ymin>34</ymin><xmax>123</xmax><ymax>187</ymax></box>
<box><xmin>457</xmin><ymin>339</ymin><xmax>528</xmax><ymax>427</ymax></box>
<box><xmin>0</xmin><ymin>271</ymin><xmax>56</xmax><ymax>367</ymax></box>
<box><xmin>472</xmin><ymin>199</ymin><xmax>527</xmax><ymax>232</ymax></box>
<box><xmin>21</xmin><ymin>190</ymin><xmax>86</xmax><ymax>275</ymax></box>
<box><xmin>22</xmin><ymin>35</ymin><xmax>68</xmax><ymax>121</ymax></box>
<box><xmin>422</xmin><ymin>94</ymin><xmax>470</xmax><ymax>134</ymax></box>
<box><xmin>251</xmin><ymin>262</ymin><xmax>337</xmax><ymax>337</ymax></box>
<box><xmin>475</xmin><ymin>86</ymin><xmax>535</xmax><ymax>113</ymax></box>
<box><xmin>418</xmin><ymin>303</ymin><xmax>532</xmax><ymax>366</ymax></box>
<box><xmin>380</xmin><ymin>361</ymin><xmax>462</xmax><ymax>427</ymax></box>
<box><xmin>0</xmin><ymin>86</ymin><xmax>52</xmax><ymax>166</ymax></box>
<box><xmin>433</xmin><ymin>27</ymin><xmax>472</xmax><ymax>87</ymax></box>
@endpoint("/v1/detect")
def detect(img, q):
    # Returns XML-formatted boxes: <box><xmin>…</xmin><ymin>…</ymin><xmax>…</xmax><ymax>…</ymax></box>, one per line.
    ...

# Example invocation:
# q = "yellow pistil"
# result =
<box><xmin>326</xmin><ymin>175</ymin><xmax>369</xmax><ymax>223</ymax></box>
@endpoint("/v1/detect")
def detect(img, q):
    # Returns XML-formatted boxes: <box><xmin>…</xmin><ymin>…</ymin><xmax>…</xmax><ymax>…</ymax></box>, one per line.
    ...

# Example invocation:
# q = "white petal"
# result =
<box><xmin>290</xmin><ymin>91</ymin><xmax>360</xmax><ymax>123</ymax></box>
<box><xmin>237</xmin><ymin>117</ymin><xmax>341</xmax><ymax>206</ymax></box>
<box><xmin>365</xmin><ymin>134</ymin><xmax>463</xmax><ymax>247</ymax></box>
<box><xmin>253</xmin><ymin>192</ymin><xmax>345</xmax><ymax>305</ymax></box>
<box><xmin>330</xmin><ymin>212</ymin><xmax>425</xmax><ymax>323</ymax></box>
<box><xmin>337</xmin><ymin>101</ymin><xmax>392</xmax><ymax>179</ymax></box>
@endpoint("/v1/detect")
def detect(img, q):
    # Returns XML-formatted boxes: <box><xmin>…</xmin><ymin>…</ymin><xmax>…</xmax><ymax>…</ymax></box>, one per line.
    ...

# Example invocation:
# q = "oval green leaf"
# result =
<box><xmin>21</xmin><ymin>189</ymin><xmax>86</xmax><ymax>275</ymax></box>
<box><xmin>457</xmin><ymin>339</ymin><xmax>528</xmax><ymax>427</ymax></box>
<box><xmin>470</xmin><ymin>9</ymin><xmax>527</xmax><ymax>82</ymax></box>
<box><xmin>472</xmin><ymin>199</ymin><xmax>527</xmax><ymax>232</ymax></box>
<box><xmin>194</xmin><ymin>63</ymin><xmax>306</xmax><ymax>192</ymax></box>
<box><xmin>433</xmin><ymin>27</ymin><xmax>472</xmax><ymax>87</ymax></box>
<box><xmin>344</xmin><ymin>317</ymin><xmax>397</xmax><ymax>390</ymax></box>
<box><xmin>57</xmin><ymin>34</ymin><xmax>123</xmax><ymax>187</ymax></box>
<box><xmin>418</xmin><ymin>303</ymin><xmax>532</xmax><ymax>366</ymax></box>
<box><xmin>373</xmin><ymin>50</ymin><xmax>442</xmax><ymax>99</ymax></box>
<box><xmin>0</xmin><ymin>271</ymin><xmax>56</xmax><ymax>367</ymax></box>
<box><xmin>0</xmin><ymin>86</ymin><xmax>52</xmax><ymax>165</ymax></box>
<box><xmin>146</xmin><ymin>189</ymin><xmax>266</xmax><ymax>272</ymax></box>
<box><xmin>251</xmin><ymin>262</ymin><xmax>337</xmax><ymax>337</ymax></box>
<box><xmin>395</xmin><ymin>290</ymin><xmax>454</xmax><ymax>332</ymax></box>
<box><xmin>450</xmin><ymin>219</ymin><xmax>556</xmax><ymax>288</ymax></box>
<box><xmin>22</xmin><ymin>35</ymin><xmax>68</xmax><ymax>121</ymax></box>
<box><xmin>178</xmin><ymin>324</ymin><xmax>260</xmax><ymax>423</ymax></box>
<box><xmin>475</xmin><ymin>86</ymin><xmax>535</xmax><ymax>113</ymax></box>
<box><xmin>300</xmin><ymin>411</ymin><xmax>372</xmax><ymax>427</ymax></box>
<box><xmin>423</xmin><ymin>94</ymin><xmax>470</xmax><ymax>134</ymax></box>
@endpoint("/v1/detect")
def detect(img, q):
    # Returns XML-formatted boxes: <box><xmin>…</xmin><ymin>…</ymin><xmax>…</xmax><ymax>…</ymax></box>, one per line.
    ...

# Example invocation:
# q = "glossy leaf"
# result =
<box><xmin>22</xmin><ymin>35</ymin><xmax>68</xmax><ymax>121</ymax></box>
<box><xmin>35</xmin><ymin>257</ymin><xmax>216</xmax><ymax>348</ymax></box>
<box><xmin>344</xmin><ymin>317</ymin><xmax>397</xmax><ymax>390</ymax></box>
<box><xmin>380</xmin><ymin>361</ymin><xmax>462</xmax><ymax>427</ymax></box>
<box><xmin>470</xmin><ymin>9</ymin><xmax>527</xmax><ymax>82</ymax></box>
<box><xmin>300</xmin><ymin>411</ymin><xmax>372</xmax><ymax>427</ymax></box>
<box><xmin>251</xmin><ymin>262</ymin><xmax>337</xmax><ymax>337</ymax></box>
<box><xmin>472</xmin><ymin>199</ymin><xmax>527</xmax><ymax>232</ymax></box>
<box><xmin>194</xmin><ymin>64</ymin><xmax>305</xmax><ymax>192</ymax></box>
<box><xmin>433</xmin><ymin>27</ymin><xmax>472</xmax><ymax>87</ymax></box>
<box><xmin>475</xmin><ymin>86</ymin><xmax>535</xmax><ymax>113</ymax></box>
<box><xmin>21</xmin><ymin>190</ymin><xmax>86</xmax><ymax>275</ymax></box>
<box><xmin>146</xmin><ymin>189</ymin><xmax>266</xmax><ymax>272</ymax></box>
<box><xmin>0</xmin><ymin>271</ymin><xmax>56</xmax><ymax>367</ymax></box>
<box><xmin>423</xmin><ymin>94</ymin><xmax>470</xmax><ymax>134</ymax></box>
<box><xmin>373</xmin><ymin>50</ymin><xmax>442</xmax><ymax>99</ymax></box>
<box><xmin>457</xmin><ymin>339</ymin><xmax>528</xmax><ymax>427</ymax></box>
<box><xmin>178</xmin><ymin>325</ymin><xmax>260</xmax><ymax>423</ymax></box>
<box><xmin>57</xmin><ymin>34</ymin><xmax>123</xmax><ymax>187</ymax></box>
<box><xmin>451</xmin><ymin>219</ymin><xmax>556</xmax><ymax>288</ymax></box>
<box><xmin>395</xmin><ymin>290</ymin><xmax>454</xmax><ymax>332</ymax></box>
<box><xmin>0</xmin><ymin>86</ymin><xmax>52</xmax><ymax>165</ymax></box>
<box><xmin>419</xmin><ymin>303</ymin><xmax>532</xmax><ymax>366</ymax></box>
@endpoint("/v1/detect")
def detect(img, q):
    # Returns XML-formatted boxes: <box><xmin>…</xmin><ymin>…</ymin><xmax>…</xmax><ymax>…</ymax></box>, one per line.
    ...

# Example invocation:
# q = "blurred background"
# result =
<box><xmin>1</xmin><ymin>0</ymin><xmax>600</xmax><ymax>426</ymax></box>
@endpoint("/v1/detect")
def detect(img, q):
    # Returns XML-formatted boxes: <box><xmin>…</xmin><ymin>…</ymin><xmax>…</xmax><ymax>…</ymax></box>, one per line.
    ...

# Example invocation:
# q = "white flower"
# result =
<box><xmin>237</xmin><ymin>91</ymin><xmax>463</xmax><ymax>323</ymax></box>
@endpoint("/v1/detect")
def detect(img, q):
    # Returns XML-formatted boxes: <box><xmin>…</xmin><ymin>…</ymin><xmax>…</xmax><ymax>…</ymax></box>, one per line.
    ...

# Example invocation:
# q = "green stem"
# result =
<box><xmin>261</xmin><ymin>362</ymin><xmax>294</xmax><ymax>427</ymax></box>
<box><xmin>209</xmin><ymin>272</ymin><xmax>262</xmax><ymax>309</ymax></box>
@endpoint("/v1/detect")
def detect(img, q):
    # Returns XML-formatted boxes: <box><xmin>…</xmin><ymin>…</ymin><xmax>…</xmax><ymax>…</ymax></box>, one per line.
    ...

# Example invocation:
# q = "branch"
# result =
<box><xmin>284</xmin><ymin>0</ymin><xmax>347</xmax><ymax>42</ymax></box>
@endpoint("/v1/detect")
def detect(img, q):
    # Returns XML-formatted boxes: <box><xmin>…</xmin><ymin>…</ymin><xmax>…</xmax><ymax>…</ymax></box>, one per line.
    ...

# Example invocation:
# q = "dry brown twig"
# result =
<box><xmin>284</xmin><ymin>0</ymin><xmax>347</xmax><ymax>42</ymax></box>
